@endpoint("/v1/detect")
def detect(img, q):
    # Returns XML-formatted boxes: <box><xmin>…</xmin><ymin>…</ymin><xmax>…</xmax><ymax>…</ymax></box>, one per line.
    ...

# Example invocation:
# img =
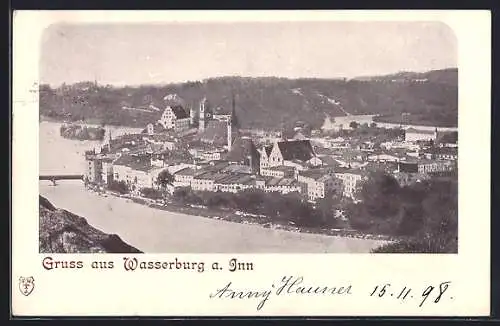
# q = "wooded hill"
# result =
<box><xmin>39</xmin><ymin>68</ymin><xmax>457</xmax><ymax>129</ymax></box>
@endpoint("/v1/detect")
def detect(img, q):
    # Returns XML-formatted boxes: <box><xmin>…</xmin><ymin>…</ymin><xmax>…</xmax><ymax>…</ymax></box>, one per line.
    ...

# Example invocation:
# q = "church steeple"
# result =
<box><xmin>231</xmin><ymin>91</ymin><xmax>238</xmax><ymax>129</ymax></box>
<box><xmin>199</xmin><ymin>97</ymin><xmax>207</xmax><ymax>132</ymax></box>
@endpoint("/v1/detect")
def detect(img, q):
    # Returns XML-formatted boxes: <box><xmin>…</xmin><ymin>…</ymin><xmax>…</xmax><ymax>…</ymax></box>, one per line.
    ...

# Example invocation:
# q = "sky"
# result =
<box><xmin>40</xmin><ymin>21</ymin><xmax>457</xmax><ymax>87</ymax></box>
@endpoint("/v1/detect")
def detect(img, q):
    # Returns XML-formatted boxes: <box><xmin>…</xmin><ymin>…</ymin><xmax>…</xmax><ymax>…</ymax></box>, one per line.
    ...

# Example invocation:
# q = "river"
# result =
<box><xmin>39</xmin><ymin>121</ymin><xmax>387</xmax><ymax>253</ymax></box>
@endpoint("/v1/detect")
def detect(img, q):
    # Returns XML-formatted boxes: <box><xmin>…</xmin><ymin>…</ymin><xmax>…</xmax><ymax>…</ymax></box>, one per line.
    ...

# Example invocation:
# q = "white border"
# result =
<box><xmin>12</xmin><ymin>10</ymin><xmax>491</xmax><ymax>316</ymax></box>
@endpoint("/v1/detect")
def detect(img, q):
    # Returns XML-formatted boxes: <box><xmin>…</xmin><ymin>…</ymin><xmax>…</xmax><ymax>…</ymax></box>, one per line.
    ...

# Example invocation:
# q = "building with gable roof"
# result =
<box><xmin>158</xmin><ymin>105</ymin><xmax>191</xmax><ymax>132</ymax></box>
<box><xmin>404</xmin><ymin>127</ymin><xmax>438</xmax><ymax>142</ymax></box>
<box><xmin>297</xmin><ymin>168</ymin><xmax>342</xmax><ymax>202</ymax></box>
<box><xmin>112</xmin><ymin>154</ymin><xmax>162</xmax><ymax>193</ymax></box>
<box><xmin>225</xmin><ymin>136</ymin><xmax>260</xmax><ymax>173</ymax></box>
<box><xmin>266</xmin><ymin>139</ymin><xmax>317</xmax><ymax>168</ymax></box>
<box><xmin>258</xmin><ymin>144</ymin><xmax>274</xmax><ymax>171</ymax></box>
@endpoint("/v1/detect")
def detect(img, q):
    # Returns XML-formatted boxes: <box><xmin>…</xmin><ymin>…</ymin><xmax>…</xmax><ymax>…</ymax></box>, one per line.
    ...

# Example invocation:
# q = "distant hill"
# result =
<box><xmin>39</xmin><ymin>68</ymin><xmax>457</xmax><ymax>129</ymax></box>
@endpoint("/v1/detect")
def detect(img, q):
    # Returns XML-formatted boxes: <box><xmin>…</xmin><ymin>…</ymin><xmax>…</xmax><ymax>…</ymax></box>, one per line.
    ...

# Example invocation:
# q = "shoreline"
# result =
<box><xmin>86</xmin><ymin>184</ymin><xmax>396</xmax><ymax>243</ymax></box>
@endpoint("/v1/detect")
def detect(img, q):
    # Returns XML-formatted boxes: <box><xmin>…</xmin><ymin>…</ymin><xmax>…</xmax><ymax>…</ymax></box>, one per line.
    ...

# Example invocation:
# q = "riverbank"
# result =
<box><xmin>41</xmin><ymin>182</ymin><xmax>388</xmax><ymax>253</ymax></box>
<box><xmin>86</xmin><ymin>183</ymin><xmax>396</xmax><ymax>243</ymax></box>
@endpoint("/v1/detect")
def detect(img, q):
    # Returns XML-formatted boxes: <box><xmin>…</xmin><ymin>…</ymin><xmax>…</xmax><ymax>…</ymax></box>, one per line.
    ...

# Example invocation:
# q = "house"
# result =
<box><xmin>173</xmin><ymin>167</ymin><xmax>198</xmax><ymax>188</ymax></box>
<box><xmin>429</xmin><ymin>147</ymin><xmax>458</xmax><ymax>161</ymax></box>
<box><xmin>397</xmin><ymin>160</ymin><xmax>456</xmax><ymax>174</ymax></box>
<box><xmin>225</xmin><ymin>136</ymin><xmax>260</xmax><ymax>173</ymax></box>
<box><xmin>144</xmin><ymin>122</ymin><xmax>167</xmax><ymax>135</ymax></box>
<box><xmin>85</xmin><ymin>158</ymin><xmax>103</xmax><ymax>184</ymax></box>
<box><xmin>334</xmin><ymin>168</ymin><xmax>367</xmax><ymax>199</ymax></box>
<box><xmin>263</xmin><ymin>177</ymin><xmax>302</xmax><ymax>195</ymax></box>
<box><xmin>112</xmin><ymin>154</ymin><xmax>158</xmax><ymax>193</ymax></box>
<box><xmin>404</xmin><ymin>127</ymin><xmax>438</xmax><ymax>142</ymax></box>
<box><xmin>267</xmin><ymin>140</ymin><xmax>316</xmax><ymax>168</ymax></box>
<box><xmin>166</xmin><ymin>163</ymin><xmax>198</xmax><ymax>176</ymax></box>
<box><xmin>367</xmin><ymin>153</ymin><xmax>401</xmax><ymax>163</ymax></box>
<box><xmin>258</xmin><ymin>145</ymin><xmax>274</xmax><ymax>172</ymax></box>
<box><xmin>260</xmin><ymin>165</ymin><xmax>296</xmax><ymax>178</ymax></box>
<box><xmin>143</xmin><ymin>133</ymin><xmax>178</xmax><ymax>151</ymax></box>
<box><xmin>416</xmin><ymin>160</ymin><xmax>456</xmax><ymax>174</ymax></box>
<box><xmin>297</xmin><ymin>169</ymin><xmax>342</xmax><ymax>202</ymax></box>
<box><xmin>158</xmin><ymin>105</ymin><xmax>191</xmax><ymax>132</ymax></box>
<box><xmin>84</xmin><ymin>152</ymin><xmax>118</xmax><ymax>184</ymax></box>
<box><xmin>340</xmin><ymin>150</ymin><xmax>368</xmax><ymax>163</ymax></box>
<box><xmin>214</xmin><ymin>173</ymin><xmax>255</xmax><ymax>193</ymax></box>
<box><xmin>201</xmin><ymin>150</ymin><xmax>224</xmax><ymax>162</ymax></box>
<box><xmin>220</xmin><ymin>164</ymin><xmax>253</xmax><ymax>175</ymax></box>
<box><xmin>100</xmin><ymin>157</ymin><xmax>115</xmax><ymax>184</ymax></box>
<box><xmin>283</xmin><ymin>159</ymin><xmax>310</xmax><ymax>171</ymax></box>
<box><xmin>191</xmin><ymin>172</ymin><xmax>228</xmax><ymax>192</ymax></box>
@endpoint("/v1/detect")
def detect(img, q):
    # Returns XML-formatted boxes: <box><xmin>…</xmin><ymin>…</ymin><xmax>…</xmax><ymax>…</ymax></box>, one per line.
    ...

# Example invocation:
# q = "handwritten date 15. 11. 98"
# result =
<box><xmin>369</xmin><ymin>281</ymin><xmax>452</xmax><ymax>307</ymax></box>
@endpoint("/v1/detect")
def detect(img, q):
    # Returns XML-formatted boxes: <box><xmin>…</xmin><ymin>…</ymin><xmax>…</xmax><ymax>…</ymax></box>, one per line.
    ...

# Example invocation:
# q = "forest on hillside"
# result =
<box><xmin>39</xmin><ymin>68</ymin><xmax>458</xmax><ymax>129</ymax></box>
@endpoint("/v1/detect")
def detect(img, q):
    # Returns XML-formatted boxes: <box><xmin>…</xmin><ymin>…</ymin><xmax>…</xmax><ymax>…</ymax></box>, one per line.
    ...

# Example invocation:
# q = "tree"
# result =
<box><xmin>108</xmin><ymin>180</ymin><xmax>129</xmax><ymax>194</ymax></box>
<box><xmin>346</xmin><ymin>172</ymin><xmax>405</xmax><ymax>234</ymax></box>
<box><xmin>349</xmin><ymin>121</ymin><xmax>359</xmax><ymax>129</ymax></box>
<box><xmin>140</xmin><ymin>187</ymin><xmax>163</xmax><ymax>200</ymax></box>
<box><xmin>157</xmin><ymin>170</ymin><xmax>174</xmax><ymax>189</ymax></box>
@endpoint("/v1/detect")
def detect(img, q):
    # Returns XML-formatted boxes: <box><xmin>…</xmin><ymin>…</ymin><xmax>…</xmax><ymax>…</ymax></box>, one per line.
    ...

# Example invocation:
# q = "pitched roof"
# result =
<box><xmin>215</xmin><ymin>173</ymin><xmax>254</xmax><ymax>185</ymax></box>
<box><xmin>174</xmin><ymin>167</ymin><xmax>197</xmax><ymax>176</ymax></box>
<box><xmin>299</xmin><ymin>168</ymin><xmax>330</xmax><ymax>180</ymax></box>
<box><xmin>226</xmin><ymin>136</ymin><xmax>260</xmax><ymax>163</ymax></box>
<box><xmin>267</xmin><ymin>177</ymin><xmax>298</xmax><ymax>187</ymax></box>
<box><xmin>318</xmin><ymin>155</ymin><xmax>340</xmax><ymax>167</ymax></box>
<box><xmin>277</xmin><ymin>140</ymin><xmax>315</xmax><ymax>162</ymax></box>
<box><xmin>199</xmin><ymin>120</ymin><xmax>239</xmax><ymax>146</ymax></box>
<box><xmin>169</xmin><ymin>105</ymin><xmax>190</xmax><ymax>120</ymax></box>
<box><xmin>113</xmin><ymin>154</ymin><xmax>152</xmax><ymax>171</ymax></box>
<box><xmin>221</xmin><ymin>164</ymin><xmax>252</xmax><ymax>174</ymax></box>
<box><xmin>266</xmin><ymin>165</ymin><xmax>296</xmax><ymax>172</ymax></box>
<box><xmin>264</xmin><ymin>145</ymin><xmax>273</xmax><ymax>156</ymax></box>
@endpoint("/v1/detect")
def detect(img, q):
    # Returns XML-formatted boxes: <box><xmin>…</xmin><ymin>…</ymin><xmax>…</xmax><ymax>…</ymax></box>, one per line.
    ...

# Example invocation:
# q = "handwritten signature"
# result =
<box><xmin>209</xmin><ymin>276</ymin><xmax>352</xmax><ymax>311</ymax></box>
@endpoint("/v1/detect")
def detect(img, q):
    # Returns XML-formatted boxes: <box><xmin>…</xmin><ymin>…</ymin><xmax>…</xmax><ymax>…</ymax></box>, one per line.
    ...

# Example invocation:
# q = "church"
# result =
<box><xmin>144</xmin><ymin>92</ymin><xmax>242</xmax><ymax>153</ymax></box>
<box><xmin>197</xmin><ymin>93</ymin><xmax>239</xmax><ymax>151</ymax></box>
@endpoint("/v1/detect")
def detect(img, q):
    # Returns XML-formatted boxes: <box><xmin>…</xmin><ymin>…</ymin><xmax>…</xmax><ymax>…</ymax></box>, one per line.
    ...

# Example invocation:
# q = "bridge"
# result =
<box><xmin>39</xmin><ymin>174</ymin><xmax>84</xmax><ymax>186</ymax></box>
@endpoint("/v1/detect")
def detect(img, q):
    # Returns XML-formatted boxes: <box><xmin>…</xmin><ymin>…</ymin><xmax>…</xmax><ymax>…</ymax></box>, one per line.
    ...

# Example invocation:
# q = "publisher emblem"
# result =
<box><xmin>19</xmin><ymin>276</ymin><xmax>35</xmax><ymax>296</ymax></box>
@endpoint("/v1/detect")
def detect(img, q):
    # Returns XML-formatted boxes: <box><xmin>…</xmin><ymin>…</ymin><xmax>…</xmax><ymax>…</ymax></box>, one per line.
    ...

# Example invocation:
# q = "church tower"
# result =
<box><xmin>227</xmin><ymin>116</ymin><xmax>232</xmax><ymax>151</ymax></box>
<box><xmin>199</xmin><ymin>97</ymin><xmax>207</xmax><ymax>132</ymax></box>
<box><xmin>231</xmin><ymin>91</ymin><xmax>238</xmax><ymax>128</ymax></box>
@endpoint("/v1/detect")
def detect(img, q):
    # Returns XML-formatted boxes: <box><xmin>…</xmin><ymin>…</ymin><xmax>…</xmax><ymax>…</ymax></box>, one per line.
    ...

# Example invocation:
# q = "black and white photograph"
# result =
<box><xmin>12</xmin><ymin>10</ymin><xmax>491</xmax><ymax>317</ymax></box>
<box><xmin>37</xmin><ymin>20</ymin><xmax>460</xmax><ymax>254</ymax></box>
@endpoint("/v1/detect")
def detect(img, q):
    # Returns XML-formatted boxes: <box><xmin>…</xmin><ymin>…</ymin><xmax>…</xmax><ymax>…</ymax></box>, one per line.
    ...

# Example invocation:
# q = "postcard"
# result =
<box><xmin>12</xmin><ymin>10</ymin><xmax>491</xmax><ymax>316</ymax></box>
